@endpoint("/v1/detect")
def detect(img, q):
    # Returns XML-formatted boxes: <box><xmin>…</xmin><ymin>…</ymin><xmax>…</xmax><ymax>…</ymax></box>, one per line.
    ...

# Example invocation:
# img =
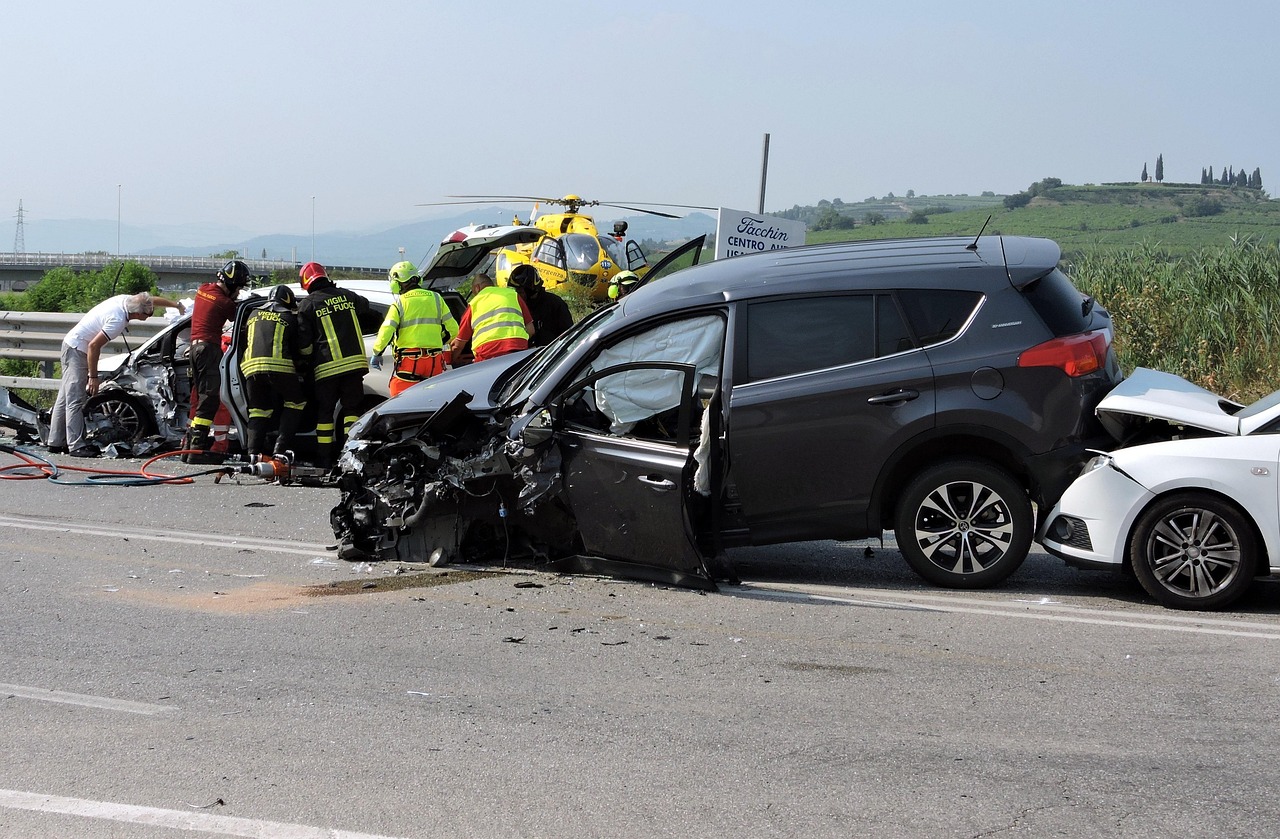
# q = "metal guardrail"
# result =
<box><xmin>0</xmin><ymin>252</ymin><xmax>296</xmax><ymax>272</ymax></box>
<box><xmin>0</xmin><ymin>310</ymin><xmax>170</xmax><ymax>391</ymax></box>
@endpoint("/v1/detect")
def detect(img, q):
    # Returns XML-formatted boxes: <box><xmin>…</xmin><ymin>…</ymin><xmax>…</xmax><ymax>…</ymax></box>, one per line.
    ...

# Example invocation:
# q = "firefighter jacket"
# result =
<box><xmin>468</xmin><ymin>286</ymin><xmax>529</xmax><ymax>354</ymax></box>
<box><xmin>373</xmin><ymin>287</ymin><xmax>459</xmax><ymax>357</ymax></box>
<box><xmin>296</xmin><ymin>280</ymin><xmax>371</xmax><ymax>381</ymax></box>
<box><xmin>241</xmin><ymin>304</ymin><xmax>303</xmax><ymax>377</ymax></box>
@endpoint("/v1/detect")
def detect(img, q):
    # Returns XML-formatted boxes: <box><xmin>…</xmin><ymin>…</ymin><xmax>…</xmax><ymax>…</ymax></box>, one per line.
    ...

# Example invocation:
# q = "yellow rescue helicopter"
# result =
<box><xmin>420</xmin><ymin>194</ymin><xmax>713</xmax><ymax>301</ymax></box>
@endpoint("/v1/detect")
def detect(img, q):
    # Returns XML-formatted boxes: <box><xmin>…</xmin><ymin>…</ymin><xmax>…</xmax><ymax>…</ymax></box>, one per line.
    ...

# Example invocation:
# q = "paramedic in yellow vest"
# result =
<box><xmin>449</xmin><ymin>273</ymin><xmax>534</xmax><ymax>364</ymax></box>
<box><xmin>296</xmin><ymin>262</ymin><xmax>370</xmax><ymax>468</ymax></box>
<box><xmin>240</xmin><ymin>285</ymin><xmax>307</xmax><ymax>461</ymax></box>
<box><xmin>370</xmin><ymin>261</ymin><xmax>459</xmax><ymax>397</ymax></box>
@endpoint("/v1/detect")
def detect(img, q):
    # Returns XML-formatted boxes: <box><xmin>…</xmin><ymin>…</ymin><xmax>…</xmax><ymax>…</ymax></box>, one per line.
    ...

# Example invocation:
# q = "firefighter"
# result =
<box><xmin>241</xmin><ymin>285</ymin><xmax>307</xmax><ymax>461</ymax></box>
<box><xmin>295</xmin><ymin>262</ymin><xmax>370</xmax><ymax>469</ymax></box>
<box><xmin>448</xmin><ymin>273</ymin><xmax>534</xmax><ymax>364</ymax></box>
<box><xmin>509</xmin><ymin>264</ymin><xmax>573</xmax><ymax>348</ymax></box>
<box><xmin>370</xmin><ymin>261</ymin><xmax>459</xmax><ymax>397</ymax></box>
<box><xmin>183</xmin><ymin>259</ymin><xmax>250</xmax><ymax>463</ymax></box>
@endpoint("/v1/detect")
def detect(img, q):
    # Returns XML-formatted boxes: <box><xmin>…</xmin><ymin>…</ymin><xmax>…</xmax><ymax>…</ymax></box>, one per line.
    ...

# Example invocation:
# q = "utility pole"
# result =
<box><xmin>117</xmin><ymin>184</ymin><xmax>122</xmax><ymax>256</ymax></box>
<box><xmin>757</xmin><ymin>133</ymin><xmax>771</xmax><ymax>214</ymax></box>
<box><xmin>310</xmin><ymin>196</ymin><xmax>316</xmax><ymax>261</ymax></box>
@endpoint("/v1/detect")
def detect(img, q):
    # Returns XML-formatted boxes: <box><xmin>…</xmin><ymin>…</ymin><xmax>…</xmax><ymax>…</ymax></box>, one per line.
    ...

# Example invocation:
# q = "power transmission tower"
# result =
<box><xmin>13</xmin><ymin>199</ymin><xmax>25</xmax><ymax>253</ymax></box>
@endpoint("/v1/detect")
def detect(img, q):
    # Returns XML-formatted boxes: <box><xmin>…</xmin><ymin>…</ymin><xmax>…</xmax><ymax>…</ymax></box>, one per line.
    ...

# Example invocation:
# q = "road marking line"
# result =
<box><xmin>0</xmin><ymin>515</ymin><xmax>331</xmax><ymax>558</ymax></box>
<box><xmin>740</xmin><ymin>583</ymin><xmax>1280</xmax><ymax>640</ymax></box>
<box><xmin>0</xmin><ymin>683</ymin><xmax>176</xmax><ymax>716</ymax></box>
<box><xmin>0</xmin><ymin>788</ymin><xmax>407</xmax><ymax>839</ymax></box>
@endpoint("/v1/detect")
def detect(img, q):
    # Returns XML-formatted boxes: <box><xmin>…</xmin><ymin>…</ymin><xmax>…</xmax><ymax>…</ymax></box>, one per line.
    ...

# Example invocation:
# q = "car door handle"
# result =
<box><xmin>867</xmin><ymin>388</ymin><xmax>920</xmax><ymax>405</ymax></box>
<box><xmin>638</xmin><ymin>475</ymin><xmax>676</xmax><ymax>491</ymax></box>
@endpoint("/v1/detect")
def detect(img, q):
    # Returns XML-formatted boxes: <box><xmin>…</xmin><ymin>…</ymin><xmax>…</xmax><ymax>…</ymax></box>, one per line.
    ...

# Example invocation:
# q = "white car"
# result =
<box><xmin>1039</xmin><ymin>367</ymin><xmax>1280</xmax><ymax>610</ymax></box>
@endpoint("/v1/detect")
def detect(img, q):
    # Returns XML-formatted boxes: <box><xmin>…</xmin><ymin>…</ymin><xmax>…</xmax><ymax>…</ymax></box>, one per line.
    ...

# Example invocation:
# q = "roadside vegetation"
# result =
<box><xmin>1067</xmin><ymin>238</ymin><xmax>1280</xmax><ymax>402</ymax></box>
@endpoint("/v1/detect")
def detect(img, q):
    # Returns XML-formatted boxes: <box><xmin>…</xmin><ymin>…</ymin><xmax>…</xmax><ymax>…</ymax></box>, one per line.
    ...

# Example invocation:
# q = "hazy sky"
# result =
<box><xmin>5</xmin><ymin>0</ymin><xmax>1277</xmax><ymax>237</ymax></box>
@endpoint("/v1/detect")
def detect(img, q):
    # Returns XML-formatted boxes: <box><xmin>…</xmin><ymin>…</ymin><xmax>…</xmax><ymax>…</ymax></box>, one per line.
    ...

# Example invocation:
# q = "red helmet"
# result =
<box><xmin>299</xmin><ymin>262</ymin><xmax>327</xmax><ymax>290</ymax></box>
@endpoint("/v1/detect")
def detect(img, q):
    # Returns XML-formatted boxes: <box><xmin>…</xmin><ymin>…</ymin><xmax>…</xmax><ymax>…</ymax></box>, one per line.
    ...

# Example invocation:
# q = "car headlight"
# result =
<box><xmin>1080</xmin><ymin>452</ymin><xmax>1114</xmax><ymax>475</ymax></box>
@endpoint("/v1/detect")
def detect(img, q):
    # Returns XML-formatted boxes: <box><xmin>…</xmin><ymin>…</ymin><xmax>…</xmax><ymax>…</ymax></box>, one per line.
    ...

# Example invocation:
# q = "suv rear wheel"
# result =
<box><xmin>894</xmin><ymin>460</ymin><xmax>1033</xmax><ymax>588</ymax></box>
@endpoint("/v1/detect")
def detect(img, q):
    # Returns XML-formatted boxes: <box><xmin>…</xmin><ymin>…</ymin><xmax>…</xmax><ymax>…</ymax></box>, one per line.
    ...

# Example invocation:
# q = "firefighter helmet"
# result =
<box><xmin>508</xmin><ymin>263</ymin><xmax>542</xmax><ymax>292</ymax></box>
<box><xmin>388</xmin><ymin>260</ymin><xmax>419</xmax><ymax>295</ymax></box>
<box><xmin>218</xmin><ymin>259</ymin><xmax>251</xmax><ymax>290</ymax></box>
<box><xmin>299</xmin><ymin>262</ymin><xmax>327</xmax><ymax>291</ymax></box>
<box><xmin>268</xmin><ymin>284</ymin><xmax>296</xmax><ymax>310</ymax></box>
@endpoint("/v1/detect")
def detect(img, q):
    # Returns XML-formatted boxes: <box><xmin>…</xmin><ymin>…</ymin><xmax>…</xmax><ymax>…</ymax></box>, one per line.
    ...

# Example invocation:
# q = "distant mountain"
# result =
<box><xmin>15</xmin><ymin>208</ymin><xmax>718</xmax><ymax>270</ymax></box>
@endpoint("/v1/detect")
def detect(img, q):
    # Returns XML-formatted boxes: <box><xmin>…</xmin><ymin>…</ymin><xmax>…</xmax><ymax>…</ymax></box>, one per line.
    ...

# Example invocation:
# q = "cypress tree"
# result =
<box><xmin>1155</xmin><ymin>154</ymin><xmax>1164</xmax><ymax>183</ymax></box>
<box><xmin>1141</xmin><ymin>162</ymin><xmax>1149</xmax><ymax>182</ymax></box>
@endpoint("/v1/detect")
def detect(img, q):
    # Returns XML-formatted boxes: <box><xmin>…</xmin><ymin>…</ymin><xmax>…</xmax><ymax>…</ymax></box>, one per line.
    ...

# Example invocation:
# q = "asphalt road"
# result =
<box><xmin>2</xmin><ymin>445</ymin><xmax>1279</xmax><ymax>838</ymax></box>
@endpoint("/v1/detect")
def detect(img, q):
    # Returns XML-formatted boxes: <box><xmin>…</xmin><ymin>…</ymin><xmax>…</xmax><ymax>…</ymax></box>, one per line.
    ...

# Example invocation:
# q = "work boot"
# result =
<box><xmin>181</xmin><ymin>426</ymin><xmax>222</xmax><ymax>465</ymax></box>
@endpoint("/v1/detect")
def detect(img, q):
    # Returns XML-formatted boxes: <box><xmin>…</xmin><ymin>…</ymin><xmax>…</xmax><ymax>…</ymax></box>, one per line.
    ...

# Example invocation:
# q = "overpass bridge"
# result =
<box><xmin>0</xmin><ymin>253</ymin><xmax>382</xmax><ymax>293</ymax></box>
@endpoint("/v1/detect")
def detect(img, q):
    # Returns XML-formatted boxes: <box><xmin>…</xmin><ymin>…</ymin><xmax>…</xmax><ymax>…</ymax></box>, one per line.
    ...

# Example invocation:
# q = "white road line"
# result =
<box><xmin>739</xmin><ymin>583</ymin><xmax>1280</xmax><ymax>640</ymax></box>
<box><xmin>0</xmin><ymin>788</ymin><xmax>406</xmax><ymax>839</ymax></box>
<box><xmin>0</xmin><ymin>683</ymin><xmax>176</xmax><ymax>716</ymax></box>
<box><xmin>0</xmin><ymin>515</ymin><xmax>331</xmax><ymax>558</ymax></box>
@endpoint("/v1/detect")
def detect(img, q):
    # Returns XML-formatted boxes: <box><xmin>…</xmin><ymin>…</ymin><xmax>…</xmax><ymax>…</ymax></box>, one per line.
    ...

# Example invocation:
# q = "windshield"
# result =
<box><xmin>562</xmin><ymin>233</ymin><xmax>601</xmax><ymax>270</ymax></box>
<box><xmin>598</xmin><ymin>236</ymin><xmax>625</xmax><ymax>266</ymax></box>
<box><xmin>499</xmin><ymin>305</ymin><xmax>619</xmax><ymax>406</ymax></box>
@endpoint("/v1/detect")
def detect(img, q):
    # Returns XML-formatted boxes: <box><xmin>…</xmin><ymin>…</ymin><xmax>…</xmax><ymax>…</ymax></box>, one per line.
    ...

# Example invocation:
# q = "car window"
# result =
<box><xmin>1020</xmin><ymin>268</ymin><xmax>1095</xmax><ymax>336</ymax></box>
<box><xmin>896</xmin><ymin>289</ymin><xmax>983</xmax><ymax>345</ymax></box>
<box><xmin>578</xmin><ymin>314</ymin><xmax>724</xmax><ymax>436</ymax></box>
<box><xmin>744</xmin><ymin>295</ymin><xmax>882</xmax><ymax>381</ymax></box>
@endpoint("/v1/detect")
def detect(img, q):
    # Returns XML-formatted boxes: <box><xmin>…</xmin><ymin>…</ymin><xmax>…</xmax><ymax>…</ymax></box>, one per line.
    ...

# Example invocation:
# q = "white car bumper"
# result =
<box><xmin>1038</xmin><ymin>458</ymin><xmax>1155</xmax><ymax>569</ymax></box>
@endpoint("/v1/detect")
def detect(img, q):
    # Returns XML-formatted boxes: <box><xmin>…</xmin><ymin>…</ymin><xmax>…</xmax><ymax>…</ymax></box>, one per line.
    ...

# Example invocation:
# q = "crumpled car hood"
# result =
<box><xmin>1097</xmin><ymin>367</ymin><xmax>1244</xmax><ymax>438</ymax></box>
<box><xmin>365</xmin><ymin>350</ymin><xmax>534</xmax><ymax>422</ymax></box>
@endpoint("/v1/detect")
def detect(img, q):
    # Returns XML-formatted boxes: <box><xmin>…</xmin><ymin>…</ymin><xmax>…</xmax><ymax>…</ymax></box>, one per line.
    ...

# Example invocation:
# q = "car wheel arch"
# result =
<box><xmin>871</xmin><ymin>430</ymin><xmax>1032</xmax><ymax>530</ymax></box>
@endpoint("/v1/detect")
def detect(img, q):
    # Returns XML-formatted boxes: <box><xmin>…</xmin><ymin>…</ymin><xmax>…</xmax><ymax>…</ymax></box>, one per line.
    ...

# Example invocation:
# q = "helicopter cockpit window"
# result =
<box><xmin>598</xmin><ymin>236</ymin><xmax>625</xmax><ymax>266</ymax></box>
<box><xmin>561</xmin><ymin>234</ymin><xmax>601</xmax><ymax>270</ymax></box>
<box><xmin>533</xmin><ymin>239</ymin><xmax>565</xmax><ymax>270</ymax></box>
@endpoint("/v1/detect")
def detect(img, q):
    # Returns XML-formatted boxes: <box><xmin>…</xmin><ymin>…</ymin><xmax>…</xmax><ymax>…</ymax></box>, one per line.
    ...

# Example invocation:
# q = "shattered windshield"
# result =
<box><xmin>498</xmin><ymin>305</ymin><xmax>618</xmax><ymax>406</ymax></box>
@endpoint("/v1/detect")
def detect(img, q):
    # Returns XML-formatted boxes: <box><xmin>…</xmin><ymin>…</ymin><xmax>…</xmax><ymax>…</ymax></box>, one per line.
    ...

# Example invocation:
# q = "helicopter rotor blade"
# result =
<box><xmin>597</xmin><ymin>204</ymin><xmax>682</xmax><ymax>219</ymax></box>
<box><xmin>602</xmin><ymin>200</ymin><xmax>717</xmax><ymax>211</ymax></box>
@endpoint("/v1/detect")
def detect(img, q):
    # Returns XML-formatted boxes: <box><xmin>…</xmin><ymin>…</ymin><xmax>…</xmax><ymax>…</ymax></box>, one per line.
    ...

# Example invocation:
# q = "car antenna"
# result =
<box><xmin>965</xmin><ymin>215</ymin><xmax>992</xmax><ymax>251</ymax></box>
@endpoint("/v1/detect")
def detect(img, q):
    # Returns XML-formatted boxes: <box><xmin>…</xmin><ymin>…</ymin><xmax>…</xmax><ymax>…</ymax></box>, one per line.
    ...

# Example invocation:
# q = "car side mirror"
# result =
<box><xmin>515</xmin><ymin>407</ymin><xmax>555</xmax><ymax>449</ymax></box>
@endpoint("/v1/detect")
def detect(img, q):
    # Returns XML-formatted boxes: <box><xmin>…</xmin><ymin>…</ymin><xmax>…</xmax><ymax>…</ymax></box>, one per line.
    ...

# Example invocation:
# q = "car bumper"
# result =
<box><xmin>1037</xmin><ymin>459</ymin><xmax>1154</xmax><ymax>569</ymax></box>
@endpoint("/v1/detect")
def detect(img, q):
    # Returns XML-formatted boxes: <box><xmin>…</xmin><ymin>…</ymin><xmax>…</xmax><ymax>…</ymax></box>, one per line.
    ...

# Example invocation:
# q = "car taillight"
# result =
<box><xmin>1017</xmin><ymin>331</ymin><xmax>1109</xmax><ymax>377</ymax></box>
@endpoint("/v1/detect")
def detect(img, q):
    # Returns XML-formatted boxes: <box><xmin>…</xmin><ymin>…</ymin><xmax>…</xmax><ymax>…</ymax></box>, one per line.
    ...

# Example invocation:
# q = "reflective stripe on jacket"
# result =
<box><xmin>297</xmin><ymin>282</ymin><xmax>370</xmax><ymax>380</ymax></box>
<box><xmin>241</xmin><ymin>306</ymin><xmax>301</xmax><ymax>376</ymax></box>
<box><xmin>469</xmin><ymin>286</ymin><xmax>529</xmax><ymax>351</ymax></box>
<box><xmin>374</xmin><ymin>288</ymin><xmax>458</xmax><ymax>355</ymax></box>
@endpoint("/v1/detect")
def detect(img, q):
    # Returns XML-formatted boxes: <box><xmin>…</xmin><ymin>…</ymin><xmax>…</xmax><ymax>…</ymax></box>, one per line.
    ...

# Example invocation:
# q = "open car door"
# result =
<box><xmin>544</xmin><ymin>360</ymin><xmax>713</xmax><ymax>589</ymax></box>
<box><xmin>632</xmin><ymin>235</ymin><xmax>706</xmax><ymax>291</ymax></box>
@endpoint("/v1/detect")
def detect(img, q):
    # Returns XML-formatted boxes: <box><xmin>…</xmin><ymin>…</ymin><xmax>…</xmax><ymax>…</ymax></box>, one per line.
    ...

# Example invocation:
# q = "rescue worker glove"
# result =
<box><xmin>369</xmin><ymin>352</ymin><xmax>383</xmax><ymax>370</ymax></box>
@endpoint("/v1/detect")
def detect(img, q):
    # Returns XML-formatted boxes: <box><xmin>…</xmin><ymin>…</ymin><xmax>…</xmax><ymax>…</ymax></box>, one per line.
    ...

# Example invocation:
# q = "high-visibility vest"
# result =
<box><xmin>241</xmin><ymin>306</ymin><xmax>301</xmax><ymax>376</ymax></box>
<box><xmin>469</xmin><ymin>287</ymin><xmax>528</xmax><ymax>352</ymax></box>
<box><xmin>374</xmin><ymin>288</ymin><xmax>457</xmax><ymax>356</ymax></box>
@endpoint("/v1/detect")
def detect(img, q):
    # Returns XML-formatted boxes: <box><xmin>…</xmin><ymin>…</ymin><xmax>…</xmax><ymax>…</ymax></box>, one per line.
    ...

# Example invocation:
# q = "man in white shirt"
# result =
<box><xmin>47</xmin><ymin>291</ymin><xmax>184</xmax><ymax>457</ymax></box>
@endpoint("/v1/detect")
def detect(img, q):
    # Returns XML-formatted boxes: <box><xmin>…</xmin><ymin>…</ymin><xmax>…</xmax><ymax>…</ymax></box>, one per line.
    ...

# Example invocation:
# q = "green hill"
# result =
<box><xmin>786</xmin><ymin>182</ymin><xmax>1280</xmax><ymax>257</ymax></box>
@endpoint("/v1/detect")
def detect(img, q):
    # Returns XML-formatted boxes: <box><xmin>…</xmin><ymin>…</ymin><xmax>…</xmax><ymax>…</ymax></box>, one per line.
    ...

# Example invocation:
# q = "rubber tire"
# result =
<box><xmin>1128</xmin><ymin>492</ymin><xmax>1257</xmax><ymax>611</ymax></box>
<box><xmin>894</xmin><ymin>460</ymin><xmax>1033</xmax><ymax>589</ymax></box>
<box><xmin>84</xmin><ymin>392</ymin><xmax>157</xmax><ymax>444</ymax></box>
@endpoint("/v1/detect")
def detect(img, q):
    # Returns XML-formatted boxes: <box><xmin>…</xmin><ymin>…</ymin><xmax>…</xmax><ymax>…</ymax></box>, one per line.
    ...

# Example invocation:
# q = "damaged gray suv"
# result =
<box><xmin>331</xmin><ymin>235</ymin><xmax>1121</xmax><ymax>590</ymax></box>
